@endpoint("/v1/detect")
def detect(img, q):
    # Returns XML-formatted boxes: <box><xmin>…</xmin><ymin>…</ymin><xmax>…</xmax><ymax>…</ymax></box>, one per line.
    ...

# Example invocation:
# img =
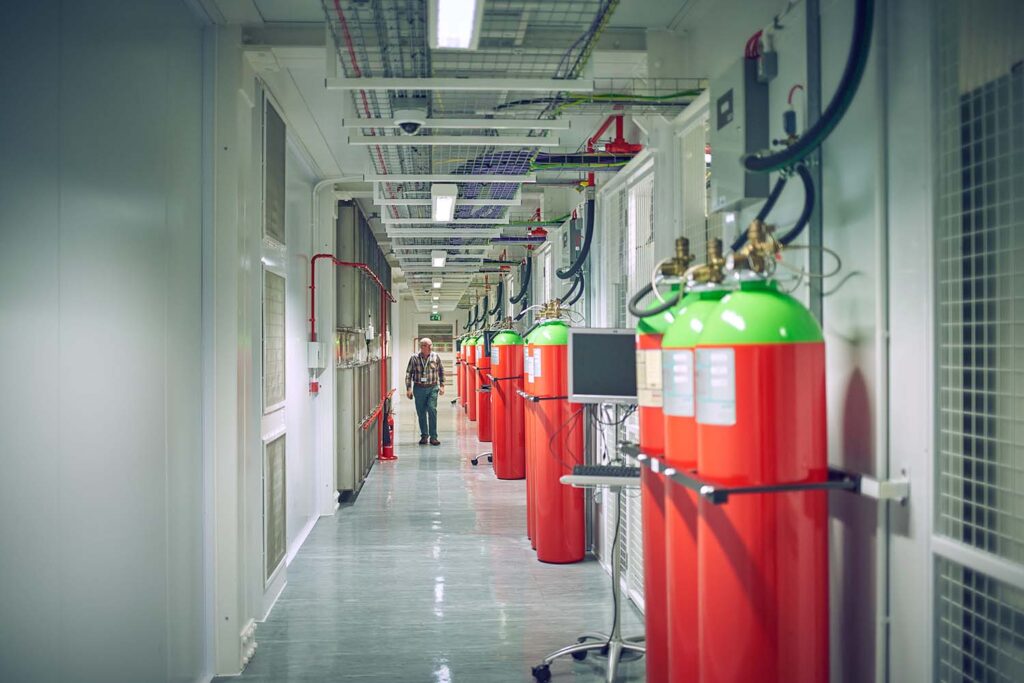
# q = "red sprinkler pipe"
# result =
<box><xmin>308</xmin><ymin>253</ymin><xmax>396</xmax><ymax>460</ymax></box>
<box><xmin>309</xmin><ymin>253</ymin><xmax>395</xmax><ymax>342</ymax></box>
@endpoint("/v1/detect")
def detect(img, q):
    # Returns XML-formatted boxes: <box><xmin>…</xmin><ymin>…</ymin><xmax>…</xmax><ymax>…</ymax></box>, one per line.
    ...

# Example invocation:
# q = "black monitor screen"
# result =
<box><xmin>567</xmin><ymin>328</ymin><xmax>637</xmax><ymax>404</ymax></box>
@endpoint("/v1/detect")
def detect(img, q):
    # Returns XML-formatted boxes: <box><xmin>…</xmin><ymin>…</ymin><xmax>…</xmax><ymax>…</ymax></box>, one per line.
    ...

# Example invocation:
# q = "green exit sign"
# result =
<box><xmin>429</xmin><ymin>313</ymin><xmax>442</xmax><ymax>321</ymax></box>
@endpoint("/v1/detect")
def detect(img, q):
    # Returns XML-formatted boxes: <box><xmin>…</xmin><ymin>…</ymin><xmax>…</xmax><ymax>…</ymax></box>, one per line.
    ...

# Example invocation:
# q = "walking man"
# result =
<box><xmin>406</xmin><ymin>337</ymin><xmax>445</xmax><ymax>445</ymax></box>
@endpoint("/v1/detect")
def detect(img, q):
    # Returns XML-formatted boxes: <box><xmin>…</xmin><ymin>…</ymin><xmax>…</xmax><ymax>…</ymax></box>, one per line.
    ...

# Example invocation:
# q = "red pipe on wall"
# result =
<box><xmin>309</xmin><ymin>252</ymin><xmax>396</xmax><ymax>460</ymax></box>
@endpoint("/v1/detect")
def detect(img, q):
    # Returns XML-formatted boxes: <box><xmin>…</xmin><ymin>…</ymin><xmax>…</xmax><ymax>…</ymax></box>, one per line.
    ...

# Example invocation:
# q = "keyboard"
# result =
<box><xmin>572</xmin><ymin>465</ymin><xmax>641</xmax><ymax>478</ymax></box>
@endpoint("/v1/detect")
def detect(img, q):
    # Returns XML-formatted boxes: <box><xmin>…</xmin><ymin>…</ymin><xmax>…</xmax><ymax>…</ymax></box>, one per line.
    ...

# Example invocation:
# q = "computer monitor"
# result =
<box><xmin>567</xmin><ymin>328</ymin><xmax>637</xmax><ymax>404</ymax></box>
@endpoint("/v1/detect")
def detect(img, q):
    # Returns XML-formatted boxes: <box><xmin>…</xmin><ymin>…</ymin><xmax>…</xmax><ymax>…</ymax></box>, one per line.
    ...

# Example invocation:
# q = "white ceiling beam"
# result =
<box><xmin>383</xmin><ymin>217</ymin><xmax>508</xmax><ymax>225</ymax></box>
<box><xmin>374</xmin><ymin>197</ymin><xmax>522</xmax><ymax>207</ymax></box>
<box><xmin>373</xmin><ymin>184</ymin><xmax>521</xmax><ymax>205</ymax></box>
<box><xmin>326</xmin><ymin>77</ymin><xmax>594</xmax><ymax>92</ymax></box>
<box><xmin>391</xmin><ymin>245</ymin><xmax>492</xmax><ymax>251</ymax></box>
<box><xmin>348</xmin><ymin>135</ymin><xmax>559</xmax><ymax>147</ymax></box>
<box><xmin>386</xmin><ymin>228</ymin><xmax>503</xmax><ymax>238</ymax></box>
<box><xmin>365</xmin><ymin>173</ymin><xmax>535</xmax><ymax>183</ymax></box>
<box><xmin>341</xmin><ymin>118</ymin><xmax>570</xmax><ymax>130</ymax></box>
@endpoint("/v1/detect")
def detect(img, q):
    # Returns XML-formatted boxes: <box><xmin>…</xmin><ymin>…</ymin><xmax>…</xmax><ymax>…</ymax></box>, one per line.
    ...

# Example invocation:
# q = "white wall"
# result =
<box><xmin>0</xmin><ymin>2</ymin><xmax>207</xmax><ymax>681</ymax></box>
<box><xmin>281</xmin><ymin>138</ymin><xmax>320</xmax><ymax>563</ymax></box>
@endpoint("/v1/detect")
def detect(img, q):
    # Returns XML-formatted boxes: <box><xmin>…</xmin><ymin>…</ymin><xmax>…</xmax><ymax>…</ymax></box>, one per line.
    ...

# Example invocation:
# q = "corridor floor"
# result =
<box><xmin>228</xmin><ymin>397</ymin><xmax>645</xmax><ymax>682</ymax></box>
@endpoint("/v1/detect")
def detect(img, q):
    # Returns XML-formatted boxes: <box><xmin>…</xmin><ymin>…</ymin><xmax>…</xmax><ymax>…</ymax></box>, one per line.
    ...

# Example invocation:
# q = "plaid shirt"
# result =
<box><xmin>406</xmin><ymin>352</ymin><xmax>445</xmax><ymax>389</ymax></box>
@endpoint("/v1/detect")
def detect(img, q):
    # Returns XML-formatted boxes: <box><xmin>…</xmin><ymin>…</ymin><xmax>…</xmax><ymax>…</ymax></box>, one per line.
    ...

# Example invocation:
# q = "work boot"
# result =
<box><xmin>430</xmin><ymin>439</ymin><xmax>441</xmax><ymax>446</ymax></box>
<box><xmin>419</xmin><ymin>436</ymin><xmax>429</xmax><ymax>445</ymax></box>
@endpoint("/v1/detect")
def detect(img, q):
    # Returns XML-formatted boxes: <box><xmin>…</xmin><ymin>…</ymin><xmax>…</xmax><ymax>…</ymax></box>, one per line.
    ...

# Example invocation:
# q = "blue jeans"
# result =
<box><xmin>413</xmin><ymin>385</ymin><xmax>439</xmax><ymax>439</ymax></box>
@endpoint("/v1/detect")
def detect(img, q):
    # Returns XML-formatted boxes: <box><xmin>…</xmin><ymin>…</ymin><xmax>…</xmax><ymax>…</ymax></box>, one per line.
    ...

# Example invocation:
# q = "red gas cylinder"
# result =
<box><xmin>523</xmin><ymin>336</ymin><xmax>537</xmax><ymax>548</ymax></box>
<box><xmin>632</xmin><ymin>283</ymin><xmax>684</xmax><ymax>683</ymax></box>
<box><xmin>661</xmin><ymin>286</ymin><xmax>727</xmax><ymax>683</ymax></box>
<box><xmin>476</xmin><ymin>336</ymin><xmax>493</xmax><ymax>443</ymax></box>
<box><xmin>529</xmin><ymin>319</ymin><xmax>584</xmax><ymax>564</ymax></box>
<box><xmin>696</xmin><ymin>278</ymin><xmax>828</xmax><ymax>683</ymax></box>
<box><xmin>456</xmin><ymin>341</ymin><xmax>465</xmax><ymax>411</ymax></box>
<box><xmin>460</xmin><ymin>340</ymin><xmax>470</xmax><ymax>412</ymax></box>
<box><xmin>490</xmin><ymin>329</ymin><xmax>526</xmax><ymax>479</ymax></box>
<box><xmin>466</xmin><ymin>335</ymin><xmax>479</xmax><ymax>422</ymax></box>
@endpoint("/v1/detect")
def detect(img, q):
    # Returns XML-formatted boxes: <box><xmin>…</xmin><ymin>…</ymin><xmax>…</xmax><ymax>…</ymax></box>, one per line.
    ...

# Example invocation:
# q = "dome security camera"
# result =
<box><xmin>393</xmin><ymin>109</ymin><xmax>427</xmax><ymax>136</ymax></box>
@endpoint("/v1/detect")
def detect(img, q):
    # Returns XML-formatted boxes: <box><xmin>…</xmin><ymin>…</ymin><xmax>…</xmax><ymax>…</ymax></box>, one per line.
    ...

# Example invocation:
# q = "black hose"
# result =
<box><xmin>556</xmin><ymin>198</ymin><xmax>594</xmax><ymax>280</ymax></box>
<box><xmin>509</xmin><ymin>256</ymin><xmax>532</xmax><ymax>304</ymax></box>
<box><xmin>565</xmin><ymin>271</ymin><xmax>585</xmax><ymax>307</ymax></box>
<box><xmin>743</xmin><ymin>0</ymin><xmax>874</xmax><ymax>173</ymax></box>
<box><xmin>479</xmin><ymin>295</ymin><xmax>489</xmax><ymax>328</ymax></box>
<box><xmin>488</xmin><ymin>282</ymin><xmax>504</xmax><ymax>316</ymax></box>
<box><xmin>731</xmin><ymin>174</ymin><xmax>789</xmax><ymax>251</ymax></box>
<box><xmin>628</xmin><ymin>282</ymin><xmax>681</xmax><ymax>319</ymax></box>
<box><xmin>778</xmin><ymin>164</ymin><xmax>815</xmax><ymax>245</ymax></box>
<box><xmin>561</xmin><ymin>271</ymin><xmax>582</xmax><ymax>302</ymax></box>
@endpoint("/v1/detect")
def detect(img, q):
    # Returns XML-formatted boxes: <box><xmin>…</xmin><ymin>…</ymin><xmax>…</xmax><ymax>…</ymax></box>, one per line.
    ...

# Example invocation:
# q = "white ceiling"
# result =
<box><xmin>222</xmin><ymin>0</ymin><xmax>697</xmax><ymax>312</ymax></box>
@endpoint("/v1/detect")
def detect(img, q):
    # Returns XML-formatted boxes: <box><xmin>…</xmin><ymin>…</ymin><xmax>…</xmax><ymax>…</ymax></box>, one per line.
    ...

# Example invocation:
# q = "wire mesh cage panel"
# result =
<box><xmin>933</xmin><ymin>0</ymin><xmax>1024</xmax><ymax>680</ymax></box>
<box><xmin>935</xmin><ymin>0</ymin><xmax>1024</xmax><ymax>566</ymax></box>
<box><xmin>936</xmin><ymin>557</ymin><xmax>1024</xmax><ymax>682</ymax></box>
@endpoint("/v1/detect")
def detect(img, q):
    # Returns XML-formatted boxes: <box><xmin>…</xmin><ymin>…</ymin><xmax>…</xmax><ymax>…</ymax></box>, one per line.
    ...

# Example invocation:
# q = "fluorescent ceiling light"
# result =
<box><xmin>432</xmin><ymin>295</ymin><xmax>440</xmax><ymax>301</ymax></box>
<box><xmin>433</xmin><ymin>280</ymin><xmax>443</xmax><ymax>289</ymax></box>
<box><xmin>431</xmin><ymin>250</ymin><xmax>447</xmax><ymax>268</ymax></box>
<box><xmin>430</xmin><ymin>0</ymin><xmax>484</xmax><ymax>50</ymax></box>
<box><xmin>432</xmin><ymin>304</ymin><xmax>439</xmax><ymax>310</ymax></box>
<box><xmin>431</xmin><ymin>184</ymin><xmax>458</xmax><ymax>222</ymax></box>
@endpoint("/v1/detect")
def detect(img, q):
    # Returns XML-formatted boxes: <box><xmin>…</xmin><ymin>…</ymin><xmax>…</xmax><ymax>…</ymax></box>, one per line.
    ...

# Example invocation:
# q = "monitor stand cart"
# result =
<box><xmin>531</xmin><ymin>468</ymin><xmax>645</xmax><ymax>683</ymax></box>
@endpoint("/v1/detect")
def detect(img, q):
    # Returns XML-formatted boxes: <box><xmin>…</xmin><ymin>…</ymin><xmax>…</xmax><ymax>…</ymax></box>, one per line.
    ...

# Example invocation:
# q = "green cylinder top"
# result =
<box><xmin>662</xmin><ymin>289</ymin><xmax>729</xmax><ymax>348</ymax></box>
<box><xmin>526</xmin><ymin>319</ymin><xmax>569</xmax><ymax>346</ymax></box>
<box><xmin>636</xmin><ymin>283</ymin><xmax>685</xmax><ymax>335</ymax></box>
<box><xmin>492</xmin><ymin>330</ymin><xmax>524</xmax><ymax>346</ymax></box>
<box><xmin>699</xmin><ymin>279</ymin><xmax>822</xmax><ymax>345</ymax></box>
<box><xmin>465</xmin><ymin>335</ymin><xmax>479</xmax><ymax>346</ymax></box>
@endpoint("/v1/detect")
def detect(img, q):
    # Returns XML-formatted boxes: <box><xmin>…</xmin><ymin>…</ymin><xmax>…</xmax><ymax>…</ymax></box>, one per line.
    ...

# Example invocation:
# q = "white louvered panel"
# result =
<box><xmin>624</xmin><ymin>489</ymin><xmax>645</xmax><ymax>611</ymax></box>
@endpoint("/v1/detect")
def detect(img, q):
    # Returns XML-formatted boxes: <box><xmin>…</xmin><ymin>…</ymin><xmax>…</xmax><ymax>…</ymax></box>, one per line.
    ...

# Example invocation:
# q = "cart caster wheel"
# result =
<box><xmin>531</xmin><ymin>664</ymin><xmax>551</xmax><ymax>682</ymax></box>
<box><xmin>471</xmin><ymin>458</ymin><xmax>479</xmax><ymax>465</ymax></box>
<box><xmin>571</xmin><ymin>650</ymin><xmax>588</xmax><ymax>661</ymax></box>
<box><xmin>487</xmin><ymin>455</ymin><xmax>493</xmax><ymax>462</ymax></box>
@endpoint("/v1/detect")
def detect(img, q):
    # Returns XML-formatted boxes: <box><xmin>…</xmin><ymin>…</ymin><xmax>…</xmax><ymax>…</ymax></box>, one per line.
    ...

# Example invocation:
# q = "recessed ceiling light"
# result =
<box><xmin>431</xmin><ymin>184</ymin><xmax>458</xmax><ymax>221</ymax></box>
<box><xmin>431</xmin><ymin>250</ymin><xmax>447</xmax><ymax>268</ymax></box>
<box><xmin>429</xmin><ymin>0</ymin><xmax>484</xmax><ymax>50</ymax></box>
<box><xmin>433</xmin><ymin>280</ymin><xmax>442</xmax><ymax>289</ymax></box>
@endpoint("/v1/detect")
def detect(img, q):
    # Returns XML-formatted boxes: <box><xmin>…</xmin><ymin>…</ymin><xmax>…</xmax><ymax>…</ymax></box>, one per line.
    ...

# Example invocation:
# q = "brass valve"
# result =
<box><xmin>730</xmin><ymin>219</ymin><xmax>781</xmax><ymax>275</ymax></box>
<box><xmin>660</xmin><ymin>237</ymin><xmax>695</xmax><ymax>278</ymax></box>
<box><xmin>689</xmin><ymin>238</ymin><xmax>727</xmax><ymax>284</ymax></box>
<box><xmin>541</xmin><ymin>299</ymin><xmax>564</xmax><ymax>319</ymax></box>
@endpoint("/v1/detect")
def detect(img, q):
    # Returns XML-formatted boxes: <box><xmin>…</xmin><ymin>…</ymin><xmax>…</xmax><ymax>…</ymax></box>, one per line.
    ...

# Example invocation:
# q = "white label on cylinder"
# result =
<box><xmin>636</xmin><ymin>349</ymin><xmax>664</xmax><ymax>407</ymax></box>
<box><xmin>696</xmin><ymin>348</ymin><xmax>736</xmax><ymax>425</ymax></box>
<box><xmin>662</xmin><ymin>349</ymin><xmax>695</xmax><ymax>417</ymax></box>
<box><xmin>491</xmin><ymin>347</ymin><xmax>499</xmax><ymax>365</ymax></box>
<box><xmin>524</xmin><ymin>347</ymin><xmax>534</xmax><ymax>381</ymax></box>
<box><xmin>533</xmin><ymin>348</ymin><xmax>543</xmax><ymax>379</ymax></box>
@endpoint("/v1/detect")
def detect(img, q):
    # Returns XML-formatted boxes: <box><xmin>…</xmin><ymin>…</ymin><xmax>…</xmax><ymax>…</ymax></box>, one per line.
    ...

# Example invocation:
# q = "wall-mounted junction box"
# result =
<box><xmin>709</xmin><ymin>58</ymin><xmax>770</xmax><ymax>213</ymax></box>
<box><xmin>307</xmin><ymin>341</ymin><xmax>327</xmax><ymax>370</ymax></box>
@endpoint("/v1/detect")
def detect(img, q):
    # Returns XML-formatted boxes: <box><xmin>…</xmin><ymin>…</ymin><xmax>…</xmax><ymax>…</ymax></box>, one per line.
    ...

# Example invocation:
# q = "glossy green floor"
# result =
<box><xmin>225</xmin><ymin>398</ymin><xmax>645</xmax><ymax>681</ymax></box>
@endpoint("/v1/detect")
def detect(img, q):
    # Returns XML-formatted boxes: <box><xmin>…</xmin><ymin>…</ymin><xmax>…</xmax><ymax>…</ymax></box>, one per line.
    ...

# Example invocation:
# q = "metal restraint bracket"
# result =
<box><xmin>620</xmin><ymin>442</ymin><xmax>910</xmax><ymax>506</ymax></box>
<box><xmin>856</xmin><ymin>470</ymin><xmax>910</xmax><ymax>504</ymax></box>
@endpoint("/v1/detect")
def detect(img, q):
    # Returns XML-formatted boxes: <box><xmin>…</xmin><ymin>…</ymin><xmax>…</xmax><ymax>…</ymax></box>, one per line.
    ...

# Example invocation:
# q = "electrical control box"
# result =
<box><xmin>709</xmin><ymin>58</ymin><xmax>770</xmax><ymax>213</ymax></box>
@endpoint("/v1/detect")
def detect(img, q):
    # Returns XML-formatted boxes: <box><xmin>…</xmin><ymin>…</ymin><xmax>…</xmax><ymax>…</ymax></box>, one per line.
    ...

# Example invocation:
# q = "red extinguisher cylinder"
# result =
<box><xmin>476</xmin><ymin>340</ymin><xmax>493</xmax><ymax>443</ymax></box>
<box><xmin>490</xmin><ymin>332</ymin><xmax>526</xmax><ymax>479</ymax></box>
<box><xmin>696</xmin><ymin>280</ymin><xmax>828</xmax><ymax>683</ymax></box>
<box><xmin>467</xmin><ymin>338</ymin><xmax>479</xmax><ymax>422</ymax></box>
<box><xmin>530</xmin><ymin>322</ymin><xmax>584</xmax><ymax>564</ymax></box>
<box><xmin>523</xmin><ymin>341</ymin><xmax>537</xmax><ymax>548</ymax></box>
